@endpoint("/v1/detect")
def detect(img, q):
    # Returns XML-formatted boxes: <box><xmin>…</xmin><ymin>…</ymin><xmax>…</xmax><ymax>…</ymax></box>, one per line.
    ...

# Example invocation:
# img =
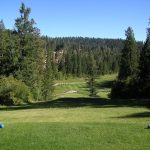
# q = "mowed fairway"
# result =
<box><xmin>54</xmin><ymin>74</ymin><xmax>116</xmax><ymax>98</ymax></box>
<box><xmin>0</xmin><ymin>74</ymin><xmax>150</xmax><ymax>150</ymax></box>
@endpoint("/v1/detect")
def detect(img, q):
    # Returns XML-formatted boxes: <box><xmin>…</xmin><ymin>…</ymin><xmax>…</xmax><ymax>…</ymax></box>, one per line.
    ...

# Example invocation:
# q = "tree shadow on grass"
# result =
<box><xmin>116</xmin><ymin>111</ymin><xmax>150</xmax><ymax>118</ymax></box>
<box><xmin>95</xmin><ymin>80</ymin><xmax>114</xmax><ymax>89</ymax></box>
<box><xmin>0</xmin><ymin>97</ymin><xmax>150</xmax><ymax>111</ymax></box>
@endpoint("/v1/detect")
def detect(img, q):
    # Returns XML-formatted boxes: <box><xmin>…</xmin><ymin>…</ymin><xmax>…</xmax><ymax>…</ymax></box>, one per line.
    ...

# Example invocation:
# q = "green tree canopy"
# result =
<box><xmin>118</xmin><ymin>27</ymin><xmax>139</xmax><ymax>80</ymax></box>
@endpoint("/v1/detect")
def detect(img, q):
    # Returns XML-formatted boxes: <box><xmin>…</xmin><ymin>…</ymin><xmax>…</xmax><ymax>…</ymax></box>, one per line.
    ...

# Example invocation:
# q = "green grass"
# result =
<box><xmin>1</xmin><ymin>106</ymin><xmax>150</xmax><ymax>150</ymax></box>
<box><xmin>54</xmin><ymin>74</ymin><xmax>117</xmax><ymax>98</ymax></box>
<box><xmin>1</xmin><ymin>74</ymin><xmax>150</xmax><ymax>150</ymax></box>
<box><xmin>1</xmin><ymin>122</ymin><xmax>150</xmax><ymax>150</ymax></box>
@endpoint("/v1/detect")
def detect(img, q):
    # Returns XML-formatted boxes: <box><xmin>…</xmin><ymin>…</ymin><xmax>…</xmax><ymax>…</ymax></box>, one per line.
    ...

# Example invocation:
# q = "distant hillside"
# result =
<box><xmin>43</xmin><ymin>37</ymin><xmax>143</xmax><ymax>76</ymax></box>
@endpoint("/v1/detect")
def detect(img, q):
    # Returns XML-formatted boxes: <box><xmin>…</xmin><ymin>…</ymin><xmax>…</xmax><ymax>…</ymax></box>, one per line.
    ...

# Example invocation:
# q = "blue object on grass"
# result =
<box><xmin>0</xmin><ymin>124</ymin><xmax>5</xmax><ymax>128</ymax></box>
<box><xmin>147</xmin><ymin>124</ymin><xmax>150</xmax><ymax>129</ymax></box>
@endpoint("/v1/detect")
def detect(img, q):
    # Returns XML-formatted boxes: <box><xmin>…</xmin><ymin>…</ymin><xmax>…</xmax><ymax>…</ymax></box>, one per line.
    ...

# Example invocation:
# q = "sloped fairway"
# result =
<box><xmin>54</xmin><ymin>74</ymin><xmax>117</xmax><ymax>98</ymax></box>
<box><xmin>0</xmin><ymin>106</ymin><xmax>150</xmax><ymax>150</ymax></box>
<box><xmin>1</xmin><ymin>74</ymin><xmax>150</xmax><ymax>150</ymax></box>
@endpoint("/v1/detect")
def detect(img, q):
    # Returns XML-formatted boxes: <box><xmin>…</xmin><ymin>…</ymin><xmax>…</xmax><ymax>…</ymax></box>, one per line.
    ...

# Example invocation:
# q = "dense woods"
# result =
<box><xmin>111</xmin><ymin>26</ymin><xmax>150</xmax><ymax>99</ymax></box>
<box><xmin>0</xmin><ymin>3</ymin><xmax>150</xmax><ymax>105</ymax></box>
<box><xmin>0</xmin><ymin>3</ymin><xmax>47</xmax><ymax>104</ymax></box>
<box><xmin>43</xmin><ymin>37</ymin><xmax>125</xmax><ymax>77</ymax></box>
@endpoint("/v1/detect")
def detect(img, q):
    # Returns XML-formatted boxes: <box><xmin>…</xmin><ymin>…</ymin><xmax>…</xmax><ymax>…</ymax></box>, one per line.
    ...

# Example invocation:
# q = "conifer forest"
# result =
<box><xmin>1</xmin><ymin>2</ymin><xmax>150</xmax><ymax>150</ymax></box>
<box><xmin>0</xmin><ymin>3</ymin><xmax>149</xmax><ymax>105</ymax></box>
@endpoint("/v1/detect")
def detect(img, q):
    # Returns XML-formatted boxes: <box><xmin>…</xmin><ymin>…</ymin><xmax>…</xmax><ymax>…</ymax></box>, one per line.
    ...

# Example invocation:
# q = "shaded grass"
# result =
<box><xmin>117</xmin><ymin>111</ymin><xmax>150</xmax><ymax>118</ymax></box>
<box><xmin>1</xmin><ymin>97</ymin><xmax>150</xmax><ymax>111</ymax></box>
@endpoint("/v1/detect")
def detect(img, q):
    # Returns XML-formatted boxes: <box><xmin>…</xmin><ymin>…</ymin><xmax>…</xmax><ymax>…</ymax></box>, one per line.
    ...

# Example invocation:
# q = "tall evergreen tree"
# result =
<box><xmin>42</xmin><ymin>41</ymin><xmax>54</xmax><ymax>100</ymax></box>
<box><xmin>0</xmin><ymin>19</ymin><xmax>5</xmax><ymax>30</ymax></box>
<box><xmin>87</xmin><ymin>76</ymin><xmax>97</xmax><ymax>97</ymax></box>
<box><xmin>86</xmin><ymin>52</ymin><xmax>97</xmax><ymax>97</ymax></box>
<box><xmin>118</xmin><ymin>27</ymin><xmax>139</xmax><ymax>80</ymax></box>
<box><xmin>111</xmin><ymin>27</ymin><xmax>140</xmax><ymax>98</ymax></box>
<box><xmin>139</xmin><ymin>24</ymin><xmax>150</xmax><ymax>97</ymax></box>
<box><xmin>14</xmin><ymin>3</ymin><xmax>45</xmax><ymax>100</ymax></box>
<box><xmin>87</xmin><ymin>53</ymin><xmax>97</xmax><ymax>76</ymax></box>
<box><xmin>72</xmin><ymin>51</ymin><xmax>78</xmax><ymax>75</ymax></box>
<box><xmin>76</xmin><ymin>48</ymin><xmax>82</xmax><ymax>77</ymax></box>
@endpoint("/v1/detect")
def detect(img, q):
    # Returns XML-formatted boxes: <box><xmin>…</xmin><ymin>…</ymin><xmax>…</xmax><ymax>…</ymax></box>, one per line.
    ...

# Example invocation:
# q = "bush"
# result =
<box><xmin>0</xmin><ymin>76</ymin><xmax>33</xmax><ymax>105</ymax></box>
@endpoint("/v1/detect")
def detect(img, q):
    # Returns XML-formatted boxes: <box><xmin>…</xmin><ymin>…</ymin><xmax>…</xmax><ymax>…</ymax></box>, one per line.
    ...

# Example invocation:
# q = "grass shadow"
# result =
<box><xmin>121</xmin><ymin>111</ymin><xmax>150</xmax><ymax>118</ymax></box>
<box><xmin>96</xmin><ymin>80</ymin><xmax>114</xmax><ymax>89</ymax></box>
<box><xmin>116</xmin><ymin>111</ymin><xmax>150</xmax><ymax>118</ymax></box>
<box><xmin>1</xmin><ymin>97</ymin><xmax>150</xmax><ymax>111</ymax></box>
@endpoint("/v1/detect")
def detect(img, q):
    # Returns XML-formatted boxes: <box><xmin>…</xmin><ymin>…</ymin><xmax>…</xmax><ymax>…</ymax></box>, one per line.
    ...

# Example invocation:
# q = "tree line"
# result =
<box><xmin>45</xmin><ymin>37</ymin><xmax>124</xmax><ymax>77</ymax></box>
<box><xmin>0</xmin><ymin>3</ymin><xmax>149</xmax><ymax>105</ymax></box>
<box><xmin>111</xmin><ymin>26</ymin><xmax>150</xmax><ymax>99</ymax></box>
<box><xmin>0</xmin><ymin>3</ymin><xmax>53</xmax><ymax>104</ymax></box>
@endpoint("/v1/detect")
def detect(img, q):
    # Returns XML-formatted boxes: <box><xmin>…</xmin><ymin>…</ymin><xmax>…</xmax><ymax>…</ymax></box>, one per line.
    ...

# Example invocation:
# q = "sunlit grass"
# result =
<box><xmin>1</xmin><ymin>73</ymin><xmax>150</xmax><ymax>150</ymax></box>
<box><xmin>1</xmin><ymin>105</ymin><xmax>150</xmax><ymax>150</ymax></box>
<box><xmin>54</xmin><ymin>74</ymin><xmax>117</xmax><ymax>98</ymax></box>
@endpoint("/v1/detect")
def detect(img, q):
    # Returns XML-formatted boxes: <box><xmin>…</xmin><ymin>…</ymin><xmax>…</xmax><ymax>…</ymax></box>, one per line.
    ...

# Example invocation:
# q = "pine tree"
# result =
<box><xmin>77</xmin><ymin>50</ymin><xmax>82</xmax><ymax>77</ymax></box>
<box><xmin>42</xmin><ymin>41</ymin><xmax>54</xmax><ymax>100</ymax></box>
<box><xmin>73</xmin><ymin>51</ymin><xmax>78</xmax><ymax>75</ymax></box>
<box><xmin>118</xmin><ymin>27</ymin><xmax>139</xmax><ymax>80</ymax></box>
<box><xmin>111</xmin><ymin>27</ymin><xmax>140</xmax><ymax>98</ymax></box>
<box><xmin>139</xmin><ymin>26</ymin><xmax>150</xmax><ymax>97</ymax></box>
<box><xmin>87</xmin><ymin>76</ymin><xmax>97</xmax><ymax>97</ymax></box>
<box><xmin>0</xmin><ymin>19</ymin><xmax>5</xmax><ymax>30</ymax></box>
<box><xmin>86</xmin><ymin>52</ymin><xmax>97</xmax><ymax>97</ymax></box>
<box><xmin>87</xmin><ymin>53</ymin><xmax>97</xmax><ymax>76</ymax></box>
<box><xmin>14</xmin><ymin>3</ymin><xmax>45</xmax><ymax>101</ymax></box>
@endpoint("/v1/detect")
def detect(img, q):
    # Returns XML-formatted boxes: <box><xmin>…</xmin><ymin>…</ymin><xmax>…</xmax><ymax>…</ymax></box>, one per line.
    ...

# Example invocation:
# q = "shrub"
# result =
<box><xmin>0</xmin><ymin>76</ymin><xmax>33</xmax><ymax>105</ymax></box>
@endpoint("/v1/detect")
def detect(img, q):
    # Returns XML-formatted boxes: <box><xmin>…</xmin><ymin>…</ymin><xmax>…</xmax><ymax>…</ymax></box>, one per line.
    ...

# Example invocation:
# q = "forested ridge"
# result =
<box><xmin>0</xmin><ymin>3</ymin><xmax>149</xmax><ymax>105</ymax></box>
<box><xmin>44</xmin><ymin>37</ymin><xmax>123</xmax><ymax>76</ymax></box>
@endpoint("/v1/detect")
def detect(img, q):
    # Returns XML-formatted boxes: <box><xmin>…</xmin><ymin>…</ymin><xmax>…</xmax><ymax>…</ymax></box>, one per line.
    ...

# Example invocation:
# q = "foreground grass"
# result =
<box><xmin>0</xmin><ymin>105</ymin><xmax>150</xmax><ymax>150</ymax></box>
<box><xmin>1</xmin><ymin>122</ymin><xmax>150</xmax><ymax>150</ymax></box>
<box><xmin>1</xmin><ymin>74</ymin><xmax>150</xmax><ymax>150</ymax></box>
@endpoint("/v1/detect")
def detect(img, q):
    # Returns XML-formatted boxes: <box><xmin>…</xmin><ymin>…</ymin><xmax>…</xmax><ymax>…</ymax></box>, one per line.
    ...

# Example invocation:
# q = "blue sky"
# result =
<box><xmin>0</xmin><ymin>0</ymin><xmax>150</xmax><ymax>41</ymax></box>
